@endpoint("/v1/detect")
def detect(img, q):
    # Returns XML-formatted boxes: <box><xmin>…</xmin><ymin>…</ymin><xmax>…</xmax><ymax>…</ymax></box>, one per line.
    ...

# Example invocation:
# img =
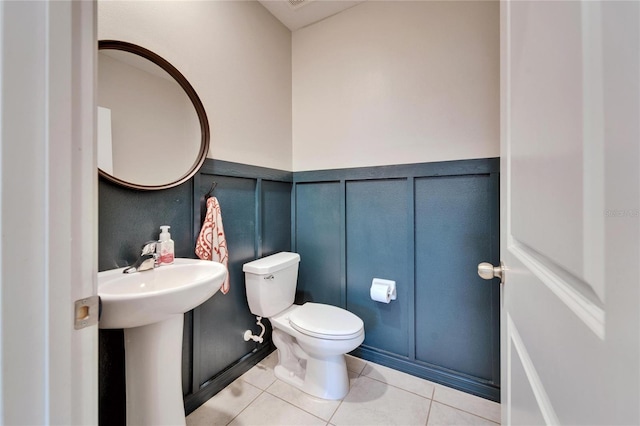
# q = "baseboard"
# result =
<box><xmin>184</xmin><ymin>342</ymin><xmax>275</xmax><ymax>415</ymax></box>
<box><xmin>351</xmin><ymin>346</ymin><xmax>500</xmax><ymax>403</ymax></box>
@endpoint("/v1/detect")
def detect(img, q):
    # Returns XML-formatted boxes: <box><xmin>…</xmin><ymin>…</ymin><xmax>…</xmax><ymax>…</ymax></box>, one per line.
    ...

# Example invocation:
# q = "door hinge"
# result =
<box><xmin>74</xmin><ymin>295</ymin><xmax>100</xmax><ymax>330</ymax></box>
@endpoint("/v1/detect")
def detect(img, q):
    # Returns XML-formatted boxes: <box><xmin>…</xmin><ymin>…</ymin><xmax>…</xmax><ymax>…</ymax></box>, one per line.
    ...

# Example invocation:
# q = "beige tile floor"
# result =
<box><xmin>187</xmin><ymin>352</ymin><xmax>501</xmax><ymax>426</ymax></box>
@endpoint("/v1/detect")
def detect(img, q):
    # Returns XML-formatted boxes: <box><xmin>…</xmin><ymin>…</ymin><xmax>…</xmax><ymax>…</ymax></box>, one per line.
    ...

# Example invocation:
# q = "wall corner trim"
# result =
<box><xmin>293</xmin><ymin>157</ymin><xmax>500</xmax><ymax>183</ymax></box>
<box><xmin>202</xmin><ymin>159</ymin><xmax>293</xmax><ymax>182</ymax></box>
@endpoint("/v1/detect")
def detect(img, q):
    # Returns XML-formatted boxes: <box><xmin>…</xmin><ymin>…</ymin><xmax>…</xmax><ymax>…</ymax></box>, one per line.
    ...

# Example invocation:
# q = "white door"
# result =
<box><xmin>499</xmin><ymin>1</ymin><xmax>639</xmax><ymax>425</ymax></box>
<box><xmin>0</xmin><ymin>1</ymin><xmax>97</xmax><ymax>424</ymax></box>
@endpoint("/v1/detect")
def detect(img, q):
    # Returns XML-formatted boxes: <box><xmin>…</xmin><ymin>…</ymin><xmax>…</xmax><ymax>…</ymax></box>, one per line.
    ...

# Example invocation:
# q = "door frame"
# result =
<box><xmin>0</xmin><ymin>1</ymin><xmax>97</xmax><ymax>424</ymax></box>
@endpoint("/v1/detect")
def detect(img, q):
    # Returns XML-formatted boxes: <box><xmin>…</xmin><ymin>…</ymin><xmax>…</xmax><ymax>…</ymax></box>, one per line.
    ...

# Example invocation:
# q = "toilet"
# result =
<box><xmin>243</xmin><ymin>252</ymin><xmax>364</xmax><ymax>400</ymax></box>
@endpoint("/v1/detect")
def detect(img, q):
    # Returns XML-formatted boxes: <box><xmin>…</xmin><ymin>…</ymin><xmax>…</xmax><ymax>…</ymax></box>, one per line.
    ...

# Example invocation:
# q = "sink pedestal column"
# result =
<box><xmin>124</xmin><ymin>314</ymin><xmax>185</xmax><ymax>426</ymax></box>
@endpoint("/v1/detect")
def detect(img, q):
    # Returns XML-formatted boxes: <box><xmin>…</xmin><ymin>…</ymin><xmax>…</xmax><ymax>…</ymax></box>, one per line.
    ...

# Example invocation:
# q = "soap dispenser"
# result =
<box><xmin>157</xmin><ymin>225</ymin><xmax>174</xmax><ymax>265</ymax></box>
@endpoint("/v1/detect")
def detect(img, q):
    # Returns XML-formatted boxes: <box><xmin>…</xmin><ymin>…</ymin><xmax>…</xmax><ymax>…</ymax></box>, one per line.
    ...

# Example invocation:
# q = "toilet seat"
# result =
<box><xmin>289</xmin><ymin>303</ymin><xmax>364</xmax><ymax>340</ymax></box>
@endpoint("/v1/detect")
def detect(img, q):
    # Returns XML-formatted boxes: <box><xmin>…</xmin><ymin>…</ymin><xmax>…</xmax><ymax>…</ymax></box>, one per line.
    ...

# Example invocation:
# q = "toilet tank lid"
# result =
<box><xmin>243</xmin><ymin>252</ymin><xmax>300</xmax><ymax>274</ymax></box>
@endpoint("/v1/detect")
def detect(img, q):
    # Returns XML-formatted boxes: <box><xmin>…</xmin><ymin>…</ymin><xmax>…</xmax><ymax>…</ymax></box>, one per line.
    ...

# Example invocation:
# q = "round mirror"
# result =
<box><xmin>98</xmin><ymin>41</ymin><xmax>209</xmax><ymax>190</ymax></box>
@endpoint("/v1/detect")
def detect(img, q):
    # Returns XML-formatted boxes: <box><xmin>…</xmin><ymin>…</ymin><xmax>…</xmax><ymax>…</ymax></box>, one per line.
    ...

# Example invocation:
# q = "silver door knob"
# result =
<box><xmin>478</xmin><ymin>261</ymin><xmax>506</xmax><ymax>284</ymax></box>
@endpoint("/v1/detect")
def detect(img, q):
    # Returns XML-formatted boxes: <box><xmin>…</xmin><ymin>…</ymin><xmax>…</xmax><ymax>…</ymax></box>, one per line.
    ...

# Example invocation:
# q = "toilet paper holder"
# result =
<box><xmin>370</xmin><ymin>278</ymin><xmax>397</xmax><ymax>302</ymax></box>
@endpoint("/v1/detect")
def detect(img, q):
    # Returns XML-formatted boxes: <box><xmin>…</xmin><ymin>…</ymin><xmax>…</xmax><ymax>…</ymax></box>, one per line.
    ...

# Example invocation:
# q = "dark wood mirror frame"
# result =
<box><xmin>98</xmin><ymin>40</ymin><xmax>210</xmax><ymax>191</ymax></box>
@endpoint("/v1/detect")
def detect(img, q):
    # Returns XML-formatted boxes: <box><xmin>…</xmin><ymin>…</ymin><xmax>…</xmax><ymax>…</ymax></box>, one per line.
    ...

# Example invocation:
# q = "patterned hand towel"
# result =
<box><xmin>195</xmin><ymin>196</ymin><xmax>229</xmax><ymax>294</ymax></box>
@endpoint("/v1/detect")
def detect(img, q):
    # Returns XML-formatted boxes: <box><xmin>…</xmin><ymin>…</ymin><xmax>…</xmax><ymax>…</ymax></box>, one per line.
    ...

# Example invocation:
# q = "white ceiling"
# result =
<box><xmin>258</xmin><ymin>0</ymin><xmax>366</xmax><ymax>31</ymax></box>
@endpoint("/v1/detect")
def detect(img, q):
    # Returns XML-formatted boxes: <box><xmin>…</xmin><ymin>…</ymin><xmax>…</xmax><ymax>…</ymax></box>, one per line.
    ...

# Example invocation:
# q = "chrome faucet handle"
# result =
<box><xmin>141</xmin><ymin>241</ymin><xmax>157</xmax><ymax>256</ymax></box>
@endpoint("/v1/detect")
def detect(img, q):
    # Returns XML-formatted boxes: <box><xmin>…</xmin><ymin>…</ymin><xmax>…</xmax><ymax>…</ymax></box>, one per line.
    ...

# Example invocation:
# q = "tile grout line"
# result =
<box><xmin>239</xmin><ymin>358</ymin><xmax>359</xmax><ymax>425</ymax></box>
<box><xmin>262</xmin><ymin>380</ymin><xmax>337</xmax><ymax>425</ymax></box>
<box><xmin>228</xmin><ymin>361</ymin><xmax>279</xmax><ymax>423</ymax></box>
<box><xmin>224</xmin><ymin>386</ymin><xmax>266</xmax><ymax>426</ymax></box>
<box><xmin>359</xmin><ymin>372</ymin><xmax>436</xmax><ymax>402</ymax></box>
<box><xmin>327</xmin><ymin>366</ymin><xmax>365</xmax><ymax>425</ymax></box>
<box><xmin>222</xmin><ymin>357</ymin><xmax>499</xmax><ymax>426</ymax></box>
<box><xmin>424</xmin><ymin>386</ymin><xmax>436</xmax><ymax>426</ymax></box>
<box><xmin>430</xmin><ymin>399</ymin><xmax>501</xmax><ymax>425</ymax></box>
<box><xmin>359</xmin><ymin>367</ymin><xmax>500</xmax><ymax>424</ymax></box>
<box><xmin>431</xmin><ymin>383</ymin><xmax>500</xmax><ymax>423</ymax></box>
<box><xmin>424</xmin><ymin>398</ymin><xmax>433</xmax><ymax>426</ymax></box>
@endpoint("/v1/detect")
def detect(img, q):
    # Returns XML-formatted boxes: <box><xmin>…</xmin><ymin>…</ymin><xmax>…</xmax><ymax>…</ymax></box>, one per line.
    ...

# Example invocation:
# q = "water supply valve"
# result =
<box><xmin>243</xmin><ymin>316</ymin><xmax>265</xmax><ymax>343</ymax></box>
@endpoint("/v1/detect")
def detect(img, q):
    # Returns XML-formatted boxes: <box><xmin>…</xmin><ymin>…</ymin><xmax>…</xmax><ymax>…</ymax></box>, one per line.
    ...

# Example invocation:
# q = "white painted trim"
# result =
<box><xmin>580</xmin><ymin>0</ymin><xmax>606</xmax><ymax>304</ymax></box>
<box><xmin>0</xmin><ymin>0</ymin><xmax>4</xmax><ymax>421</ymax></box>
<box><xmin>499</xmin><ymin>1</ymin><xmax>510</xmax><ymax>422</ymax></box>
<box><xmin>510</xmin><ymin>242</ymin><xmax>606</xmax><ymax>339</ymax></box>
<box><xmin>507</xmin><ymin>314</ymin><xmax>560</xmax><ymax>426</ymax></box>
<box><xmin>505</xmin><ymin>307</ymin><xmax>512</xmax><ymax>426</ymax></box>
<box><xmin>0</xmin><ymin>1</ymin><xmax>97</xmax><ymax>424</ymax></box>
<box><xmin>1</xmin><ymin>2</ymin><xmax>49</xmax><ymax>422</ymax></box>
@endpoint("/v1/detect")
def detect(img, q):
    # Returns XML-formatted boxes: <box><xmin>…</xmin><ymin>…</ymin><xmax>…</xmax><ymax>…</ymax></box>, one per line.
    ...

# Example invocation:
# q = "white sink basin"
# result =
<box><xmin>98</xmin><ymin>258</ymin><xmax>227</xmax><ymax>426</ymax></box>
<box><xmin>98</xmin><ymin>258</ymin><xmax>227</xmax><ymax>329</ymax></box>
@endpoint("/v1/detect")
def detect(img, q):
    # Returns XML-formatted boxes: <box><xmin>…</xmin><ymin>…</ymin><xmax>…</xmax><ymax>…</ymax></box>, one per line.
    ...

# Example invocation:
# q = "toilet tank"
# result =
<box><xmin>243</xmin><ymin>252</ymin><xmax>300</xmax><ymax>317</ymax></box>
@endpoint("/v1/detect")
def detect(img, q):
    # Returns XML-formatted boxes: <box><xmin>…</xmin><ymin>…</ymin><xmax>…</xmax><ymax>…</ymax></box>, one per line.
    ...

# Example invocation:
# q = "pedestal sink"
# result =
<box><xmin>98</xmin><ymin>258</ymin><xmax>227</xmax><ymax>426</ymax></box>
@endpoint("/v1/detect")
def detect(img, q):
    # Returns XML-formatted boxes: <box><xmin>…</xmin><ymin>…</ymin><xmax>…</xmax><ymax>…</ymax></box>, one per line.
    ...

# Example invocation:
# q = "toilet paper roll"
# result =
<box><xmin>370</xmin><ymin>283</ymin><xmax>391</xmax><ymax>303</ymax></box>
<box><xmin>370</xmin><ymin>282</ymin><xmax>392</xmax><ymax>303</ymax></box>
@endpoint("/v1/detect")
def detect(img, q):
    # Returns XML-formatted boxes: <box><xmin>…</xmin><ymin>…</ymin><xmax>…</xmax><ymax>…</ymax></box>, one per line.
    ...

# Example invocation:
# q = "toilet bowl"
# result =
<box><xmin>243</xmin><ymin>252</ymin><xmax>365</xmax><ymax>400</ymax></box>
<box><xmin>270</xmin><ymin>303</ymin><xmax>364</xmax><ymax>399</ymax></box>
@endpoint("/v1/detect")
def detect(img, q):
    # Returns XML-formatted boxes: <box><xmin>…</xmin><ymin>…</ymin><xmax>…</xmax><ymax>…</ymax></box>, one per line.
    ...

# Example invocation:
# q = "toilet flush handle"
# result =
<box><xmin>264</xmin><ymin>275</ymin><xmax>274</xmax><ymax>280</ymax></box>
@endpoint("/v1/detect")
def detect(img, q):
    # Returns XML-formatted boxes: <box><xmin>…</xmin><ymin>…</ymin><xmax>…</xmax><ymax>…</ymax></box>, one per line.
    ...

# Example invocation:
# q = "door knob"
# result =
<box><xmin>478</xmin><ymin>261</ymin><xmax>506</xmax><ymax>284</ymax></box>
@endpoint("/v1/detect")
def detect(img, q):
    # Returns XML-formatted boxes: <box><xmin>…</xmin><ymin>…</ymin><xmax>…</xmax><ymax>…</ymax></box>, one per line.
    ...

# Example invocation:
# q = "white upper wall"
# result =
<box><xmin>98</xmin><ymin>0</ymin><xmax>293</xmax><ymax>171</ymax></box>
<box><xmin>292</xmin><ymin>1</ymin><xmax>499</xmax><ymax>171</ymax></box>
<box><xmin>99</xmin><ymin>1</ymin><xmax>499</xmax><ymax>173</ymax></box>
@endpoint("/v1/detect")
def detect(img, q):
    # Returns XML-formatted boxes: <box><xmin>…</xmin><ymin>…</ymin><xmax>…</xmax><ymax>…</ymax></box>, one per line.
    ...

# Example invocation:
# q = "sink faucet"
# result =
<box><xmin>123</xmin><ymin>241</ymin><xmax>158</xmax><ymax>274</ymax></box>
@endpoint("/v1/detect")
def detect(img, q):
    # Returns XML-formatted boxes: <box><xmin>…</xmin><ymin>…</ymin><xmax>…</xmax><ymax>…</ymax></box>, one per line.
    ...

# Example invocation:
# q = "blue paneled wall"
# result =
<box><xmin>98</xmin><ymin>159</ymin><xmax>291</xmax><ymax>423</ymax></box>
<box><xmin>294</xmin><ymin>182</ymin><xmax>343</xmax><ymax>307</ymax></box>
<box><xmin>191</xmin><ymin>162</ymin><xmax>292</xmax><ymax>398</ymax></box>
<box><xmin>192</xmin><ymin>174</ymin><xmax>258</xmax><ymax>388</ymax></box>
<box><xmin>415</xmin><ymin>174</ymin><xmax>499</xmax><ymax>381</ymax></box>
<box><xmin>346</xmin><ymin>179</ymin><xmax>410</xmax><ymax>357</ymax></box>
<box><xmin>98</xmin><ymin>157</ymin><xmax>499</xmax><ymax>425</ymax></box>
<box><xmin>293</xmin><ymin>158</ymin><xmax>500</xmax><ymax>401</ymax></box>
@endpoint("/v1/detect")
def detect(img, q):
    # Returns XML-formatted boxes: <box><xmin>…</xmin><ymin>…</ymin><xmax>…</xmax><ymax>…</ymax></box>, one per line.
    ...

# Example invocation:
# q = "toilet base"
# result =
<box><xmin>275</xmin><ymin>351</ymin><xmax>349</xmax><ymax>400</ymax></box>
<box><xmin>268</xmin><ymin>304</ymin><xmax>363</xmax><ymax>401</ymax></box>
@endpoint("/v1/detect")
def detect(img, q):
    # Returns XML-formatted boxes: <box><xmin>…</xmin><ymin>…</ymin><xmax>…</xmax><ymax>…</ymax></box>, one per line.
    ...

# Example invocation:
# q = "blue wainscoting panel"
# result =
<box><xmin>196</xmin><ymin>175</ymin><xmax>259</xmax><ymax>387</ymax></box>
<box><xmin>98</xmin><ymin>177</ymin><xmax>195</xmax><ymax>425</ymax></box>
<box><xmin>414</xmin><ymin>175</ymin><xmax>497</xmax><ymax>381</ymax></box>
<box><xmin>100</xmin><ymin>159</ymin><xmax>293</xmax><ymax>422</ymax></box>
<box><xmin>294</xmin><ymin>159</ymin><xmax>500</xmax><ymax>402</ymax></box>
<box><xmin>184</xmin><ymin>160</ymin><xmax>291</xmax><ymax>412</ymax></box>
<box><xmin>295</xmin><ymin>182</ymin><xmax>342</xmax><ymax>306</ymax></box>
<box><xmin>346</xmin><ymin>179</ymin><xmax>409</xmax><ymax>357</ymax></box>
<box><xmin>98</xmin><ymin>178</ymin><xmax>194</xmax><ymax>271</ymax></box>
<box><xmin>262</xmin><ymin>180</ymin><xmax>292</xmax><ymax>257</ymax></box>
